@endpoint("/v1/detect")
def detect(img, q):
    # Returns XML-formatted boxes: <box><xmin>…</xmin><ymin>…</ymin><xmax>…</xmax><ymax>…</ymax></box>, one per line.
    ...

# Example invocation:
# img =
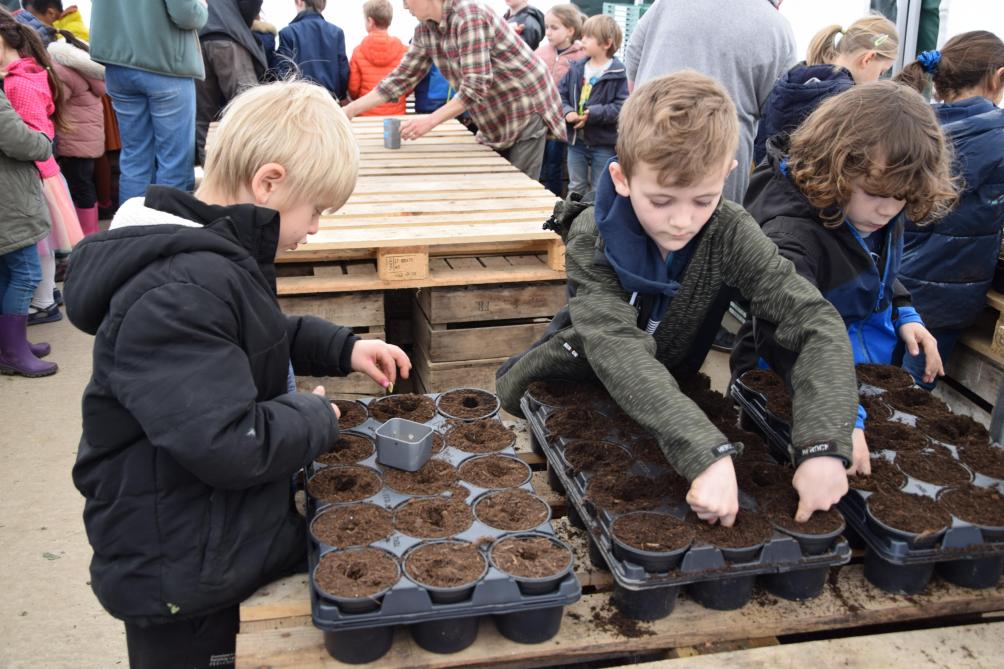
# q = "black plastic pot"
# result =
<box><xmin>761</xmin><ymin>566</ymin><xmax>829</xmax><ymax>601</ymax></box>
<box><xmin>719</xmin><ymin>542</ymin><xmax>765</xmax><ymax>564</ymax></box>
<box><xmin>566</xmin><ymin>502</ymin><xmax>586</xmax><ymax>530</ymax></box>
<box><xmin>324</xmin><ymin>626</ymin><xmax>394</xmax><ymax>664</ymax></box>
<box><xmin>494</xmin><ymin>606</ymin><xmax>565</xmax><ymax>643</ymax></box>
<box><xmin>403</xmin><ymin>540</ymin><xmax>489</xmax><ymax>604</ymax></box>
<box><xmin>863</xmin><ymin>550</ymin><xmax>934</xmax><ymax>594</ymax></box>
<box><xmin>547</xmin><ymin>464</ymin><xmax>566</xmax><ymax>495</ymax></box>
<box><xmin>936</xmin><ymin>555</ymin><xmax>1004</xmax><ymax>590</ymax></box>
<box><xmin>610</xmin><ymin>513</ymin><xmax>692</xmax><ymax>573</ymax></box>
<box><xmin>612</xmin><ymin>583</ymin><xmax>679</xmax><ymax>621</ymax></box>
<box><xmin>687</xmin><ymin>575</ymin><xmax>756</xmax><ymax>610</ymax></box>
<box><xmin>410</xmin><ymin>616</ymin><xmax>480</xmax><ymax>654</ymax></box>
<box><xmin>865</xmin><ymin>506</ymin><xmax>948</xmax><ymax>550</ymax></box>
<box><xmin>772</xmin><ymin>517</ymin><xmax>845</xmax><ymax>556</ymax></box>
<box><xmin>588</xmin><ymin>537</ymin><xmax>610</xmax><ymax>572</ymax></box>
<box><xmin>489</xmin><ymin>534</ymin><xmax>574</xmax><ymax>596</ymax></box>
<box><xmin>436</xmin><ymin>387</ymin><xmax>501</xmax><ymax>421</ymax></box>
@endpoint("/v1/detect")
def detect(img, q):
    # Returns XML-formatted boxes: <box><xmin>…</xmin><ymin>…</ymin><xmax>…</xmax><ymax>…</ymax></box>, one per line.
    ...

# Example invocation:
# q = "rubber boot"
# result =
<box><xmin>76</xmin><ymin>205</ymin><xmax>100</xmax><ymax>236</ymax></box>
<box><xmin>0</xmin><ymin>314</ymin><xmax>58</xmax><ymax>377</ymax></box>
<box><xmin>30</xmin><ymin>341</ymin><xmax>51</xmax><ymax>358</ymax></box>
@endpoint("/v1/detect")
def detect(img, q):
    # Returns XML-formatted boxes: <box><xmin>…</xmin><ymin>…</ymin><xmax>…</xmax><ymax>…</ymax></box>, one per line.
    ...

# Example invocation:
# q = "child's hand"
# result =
<box><xmin>849</xmin><ymin>428</ymin><xmax>871</xmax><ymax>475</ymax></box>
<box><xmin>686</xmin><ymin>456</ymin><xmax>739</xmax><ymax>527</ymax></box>
<box><xmin>898</xmin><ymin>322</ymin><xmax>944</xmax><ymax>383</ymax></box>
<box><xmin>565</xmin><ymin>111</ymin><xmax>580</xmax><ymax>124</ymax></box>
<box><xmin>312</xmin><ymin>386</ymin><xmax>341</xmax><ymax>418</ymax></box>
<box><xmin>792</xmin><ymin>457</ymin><xmax>848</xmax><ymax>522</ymax></box>
<box><xmin>350</xmin><ymin>340</ymin><xmax>412</xmax><ymax>390</ymax></box>
<box><xmin>573</xmin><ymin>109</ymin><xmax>589</xmax><ymax>129</ymax></box>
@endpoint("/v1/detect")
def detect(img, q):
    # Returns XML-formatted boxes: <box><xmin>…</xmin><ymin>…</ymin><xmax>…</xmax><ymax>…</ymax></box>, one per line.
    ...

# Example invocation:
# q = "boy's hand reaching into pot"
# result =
<box><xmin>351</xmin><ymin>340</ymin><xmax>412</xmax><ymax>390</ymax></box>
<box><xmin>686</xmin><ymin>456</ymin><xmax>739</xmax><ymax>527</ymax></box>
<box><xmin>792</xmin><ymin>456</ymin><xmax>848</xmax><ymax>522</ymax></box>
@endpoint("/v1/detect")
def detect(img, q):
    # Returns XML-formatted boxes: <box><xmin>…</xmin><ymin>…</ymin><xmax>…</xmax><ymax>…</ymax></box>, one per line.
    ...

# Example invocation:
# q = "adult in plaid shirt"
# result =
<box><xmin>343</xmin><ymin>0</ymin><xmax>565</xmax><ymax>179</ymax></box>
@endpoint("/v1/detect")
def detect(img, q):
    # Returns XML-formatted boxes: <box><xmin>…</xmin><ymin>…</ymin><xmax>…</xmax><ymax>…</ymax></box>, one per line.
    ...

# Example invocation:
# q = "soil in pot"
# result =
<box><xmin>856</xmin><ymin>364</ymin><xmax>914</xmax><ymax>391</ymax></box>
<box><xmin>527</xmin><ymin>380</ymin><xmax>589</xmax><ymax>408</ymax></box>
<box><xmin>867</xmin><ymin>490</ymin><xmax>952</xmax><ymax>535</ymax></box>
<box><xmin>334</xmin><ymin>400</ymin><xmax>369</xmax><ymax>430</ymax></box>
<box><xmin>394</xmin><ymin>498</ymin><xmax>474</xmax><ymax>538</ymax></box>
<box><xmin>312</xmin><ymin>503</ymin><xmax>393</xmax><ymax>547</ymax></box>
<box><xmin>742</xmin><ymin>370</ymin><xmax>792</xmax><ymax>422</ymax></box>
<box><xmin>847</xmin><ymin>457</ymin><xmax>907</xmax><ymax>492</ymax></box>
<box><xmin>405</xmin><ymin>541</ymin><xmax>486</xmax><ymax>588</ymax></box>
<box><xmin>896</xmin><ymin>450</ymin><xmax>971</xmax><ymax>486</ymax></box>
<box><xmin>370</xmin><ymin>394</ymin><xmax>437</xmax><ymax>424</ymax></box>
<box><xmin>919</xmin><ymin>414</ymin><xmax>991</xmax><ymax>449</ymax></box>
<box><xmin>611</xmin><ymin>512</ymin><xmax>695</xmax><ymax>552</ymax></box>
<box><xmin>475</xmin><ymin>490</ymin><xmax>550</xmax><ymax>531</ymax></box>
<box><xmin>316</xmin><ymin>433</ymin><xmax>375</xmax><ymax>466</ymax></box>
<box><xmin>545</xmin><ymin>407</ymin><xmax>608</xmax><ymax>440</ymax></box>
<box><xmin>438</xmin><ymin>388</ymin><xmax>498</xmax><ymax>420</ymax></box>
<box><xmin>315</xmin><ymin>548</ymin><xmax>399</xmax><ymax>598</ymax></box>
<box><xmin>491</xmin><ymin>536</ymin><xmax>571</xmax><ymax>578</ymax></box>
<box><xmin>383</xmin><ymin>459</ymin><xmax>459</xmax><ymax>495</ymax></box>
<box><xmin>586</xmin><ymin>471</ymin><xmax>666</xmax><ymax>513</ymax></box>
<box><xmin>691</xmin><ymin>510</ymin><xmax>773</xmax><ymax>548</ymax></box>
<box><xmin>563</xmin><ymin>440</ymin><xmax>632</xmax><ymax>473</ymax></box>
<box><xmin>308</xmin><ymin>466</ymin><xmax>383</xmax><ymax>504</ymax></box>
<box><xmin>760</xmin><ymin>488</ymin><xmax>844</xmax><ymax>535</ymax></box>
<box><xmin>458</xmin><ymin>455</ymin><xmax>529</xmax><ymax>488</ymax></box>
<box><xmin>656</xmin><ymin>472</ymin><xmax>691</xmax><ymax>502</ymax></box>
<box><xmin>867</xmin><ymin>420</ymin><xmax>929</xmax><ymax>453</ymax></box>
<box><xmin>860</xmin><ymin>393</ymin><xmax>893</xmax><ymax>427</ymax></box>
<box><xmin>958</xmin><ymin>443</ymin><xmax>1004</xmax><ymax>480</ymax></box>
<box><xmin>445</xmin><ymin>420</ymin><xmax>516</xmax><ymax>453</ymax></box>
<box><xmin>882</xmin><ymin>387</ymin><xmax>949</xmax><ymax>417</ymax></box>
<box><xmin>938</xmin><ymin>485</ymin><xmax>1004</xmax><ymax>527</ymax></box>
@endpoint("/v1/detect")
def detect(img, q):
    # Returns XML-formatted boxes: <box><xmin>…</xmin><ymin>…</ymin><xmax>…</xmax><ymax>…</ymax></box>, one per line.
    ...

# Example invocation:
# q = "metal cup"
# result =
<box><xmin>384</xmin><ymin>118</ymin><xmax>401</xmax><ymax>149</ymax></box>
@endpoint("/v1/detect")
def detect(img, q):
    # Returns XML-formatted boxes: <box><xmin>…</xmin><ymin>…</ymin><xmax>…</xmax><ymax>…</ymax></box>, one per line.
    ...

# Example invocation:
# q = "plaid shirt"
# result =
<box><xmin>376</xmin><ymin>0</ymin><xmax>566</xmax><ymax>150</ymax></box>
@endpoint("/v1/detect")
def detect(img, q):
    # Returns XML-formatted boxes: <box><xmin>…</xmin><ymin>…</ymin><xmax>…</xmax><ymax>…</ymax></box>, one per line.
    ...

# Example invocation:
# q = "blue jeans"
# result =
<box><xmin>105</xmin><ymin>64</ymin><xmax>196</xmax><ymax>203</ymax></box>
<box><xmin>567</xmin><ymin>142</ymin><xmax>616</xmax><ymax>200</ymax></box>
<box><xmin>899</xmin><ymin>327</ymin><xmax>963</xmax><ymax>390</ymax></box>
<box><xmin>541</xmin><ymin>139</ymin><xmax>566</xmax><ymax>197</ymax></box>
<box><xmin>0</xmin><ymin>244</ymin><xmax>43</xmax><ymax>315</ymax></box>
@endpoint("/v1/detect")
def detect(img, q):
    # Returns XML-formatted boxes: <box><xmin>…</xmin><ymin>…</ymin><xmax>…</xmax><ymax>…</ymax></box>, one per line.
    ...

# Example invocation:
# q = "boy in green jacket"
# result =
<box><xmin>497</xmin><ymin>71</ymin><xmax>859</xmax><ymax>526</ymax></box>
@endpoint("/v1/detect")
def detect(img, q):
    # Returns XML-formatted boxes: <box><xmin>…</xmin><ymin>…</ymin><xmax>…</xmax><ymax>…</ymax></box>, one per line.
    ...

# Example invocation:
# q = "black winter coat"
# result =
<box><xmin>64</xmin><ymin>187</ymin><xmax>357</xmax><ymax>624</ymax></box>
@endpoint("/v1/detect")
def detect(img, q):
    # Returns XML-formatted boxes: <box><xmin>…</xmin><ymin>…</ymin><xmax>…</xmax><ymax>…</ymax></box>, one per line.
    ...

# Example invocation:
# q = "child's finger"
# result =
<box><xmin>388</xmin><ymin>345</ymin><xmax>412</xmax><ymax>379</ymax></box>
<box><xmin>794</xmin><ymin>500</ymin><xmax>814</xmax><ymax>523</ymax></box>
<box><xmin>312</xmin><ymin>385</ymin><xmax>326</xmax><ymax>396</ymax></box>
<box><xmin>858</xmin><ymin>456</ymin><xmax>872</xmax><ymax>476</ymax></box>
<box><xmin>719</xmin><ymin>510</ymin><xmax>737</xmax><ymax>528</ymax></box>
<box><xmin>377</xmin><ymin>350</ymin><xmax>397</xmax><ymax>385</ymax></box>
<box><xmin>358</xmin><ymin>358</ymin><xmax>389</xmax><ymax>388</ymax></box>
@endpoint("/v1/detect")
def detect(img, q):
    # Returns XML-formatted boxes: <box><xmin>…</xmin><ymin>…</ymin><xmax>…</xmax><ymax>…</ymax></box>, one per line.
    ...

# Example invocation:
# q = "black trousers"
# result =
<box><xmin>124</xmin><ymin>605</ymin><xmax>239</xmax><ymax>669</ymax></box>
<box><xmin>58</xmin><ymin>156</ymin><xmax>97</xmax><ymax>208</ymax></box>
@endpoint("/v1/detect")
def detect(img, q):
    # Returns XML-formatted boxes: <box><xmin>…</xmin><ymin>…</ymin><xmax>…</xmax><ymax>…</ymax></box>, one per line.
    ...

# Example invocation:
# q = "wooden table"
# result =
<box><xmin>276</xmin><ymin>116</ymin><xmax>564</xmax><ymax>295</ymax></box>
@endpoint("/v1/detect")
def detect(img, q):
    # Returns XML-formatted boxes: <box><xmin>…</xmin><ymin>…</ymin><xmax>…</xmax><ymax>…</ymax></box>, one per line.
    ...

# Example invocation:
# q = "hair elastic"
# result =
<box><xmin>917</xmin><ymin>49</ymin><xmax>941</xmax><ymax>73</ymax></box>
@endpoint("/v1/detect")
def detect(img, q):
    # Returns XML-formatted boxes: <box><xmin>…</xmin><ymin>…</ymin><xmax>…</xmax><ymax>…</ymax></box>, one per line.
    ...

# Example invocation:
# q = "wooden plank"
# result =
<box><xmin>377</xmin><ymin>246</ymin><xmax>429</xmax><ymax>281</ymax></box>
<box><xmin>316</xmin><ymin>212</ymin><xmax>548</xmax><ymax>233</ymax></box>
<box><xmin>411</xmin><ymin>341</ymin><xmax>507</xmax><ymax>393</ymax></box>
<box><xmin>278</xmin><ymin>293</ymin><xmax>384</xmax><ymax>328</ymax></box>
<box><xmin>235</xmin><ymin>565</ymin><xmax>1004</xmax><ymax>668</ymax></box>
<box><xmin>413</xmin><ymin>312</ymin><xmax>550</xmax><ymax>363</ymax></box>
<box><xmin>358</xmin><ymin>165</ymin><xmax>519</xmax><ymax>176</ymax></box>
<box><xmin>415</xmin><ymin>281</ymin><xmax>566</xmax><ymax>324</ymax></box>
<box><xmin>949</xmin><ymin>331</ymin><xmax>1004</xmax><ymax>405</ymax></box>
<box><xmin>335</xmin><ymin>197</ymin><xmax>558</xmax><ymax>217</ymax></box>
<box><xmin>277</xmin><ymin>263</ymin><xmax>565</xmax><ymax>295</ymax></box>
<box><xmin>277</xmin><ymin>242</ymin><xmax>553</xmax><ymax>265</ymax></box>
<box><xmin>628</xmin><ymin>623</ymin><xmax>1004</xmax><ymax>668</ymax></box>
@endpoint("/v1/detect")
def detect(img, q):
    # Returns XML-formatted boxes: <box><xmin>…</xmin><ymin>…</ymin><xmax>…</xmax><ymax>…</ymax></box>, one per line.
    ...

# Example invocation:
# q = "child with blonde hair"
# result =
<box><xmin>895</xmin><ymin>31</ymin><xmax>1004</xmax><ymax>388</ymax></box>
<box><xmin>734</xmin><ymin>81</ymin><xmax>957</xmax><ymax>473</ymax></box>
<box><xmin>64</xmin><ymin>80</ymin><xmax>410</xmax><ymax>668</ymax></box>
<box><xmin>753</xmin><ymin>15</ymin><xmax>898</xmax><ymax>165</ymax></box>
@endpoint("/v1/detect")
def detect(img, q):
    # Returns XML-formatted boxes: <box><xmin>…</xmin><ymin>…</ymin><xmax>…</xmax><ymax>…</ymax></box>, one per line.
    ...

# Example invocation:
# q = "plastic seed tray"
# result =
<box><xmin>521</xmin><ymin>388</ymin><xmax>850</xmax><ymax>622</ymax></box>
<box><xmin>731</xmin><ymin>371</ymin><xmax>1004</xmax><ymax>594</ymax></box>
<box><xmin>305</xmin><ymin>389</ymin><xmax>580</xmax><ymax>664</ymax></box>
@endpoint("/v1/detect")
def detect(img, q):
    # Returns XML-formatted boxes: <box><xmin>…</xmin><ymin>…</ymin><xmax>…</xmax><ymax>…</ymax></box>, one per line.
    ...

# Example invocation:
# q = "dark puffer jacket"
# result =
<box><xmin>900</xmin><ymin>96</ymin><xmax>1004</xmax><ymax>331</ymax></box>
<box><xmin>558</xmin><ymin>57</ymin><xmax>628</xmax><ymax>147</ymax></box>
<box><xmin>64</xmin><ymin>187</ymin><xmax>357</xmax><ymax>625</ymax></box>
<box><xmin>752</xmin><ymin>63</ymin><xmax>854</xmax><ymax>166</ymax></box>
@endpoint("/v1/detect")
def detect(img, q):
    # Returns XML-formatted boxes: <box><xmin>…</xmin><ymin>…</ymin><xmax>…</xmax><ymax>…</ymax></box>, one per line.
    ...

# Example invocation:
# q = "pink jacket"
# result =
<box><xmin>49</xmin><ymin>41</ymin><xmax>106</xmax><ymax>159</ymax></box>
<box><xmin>3</xmin><ymin>57</ymin><xmax>59</xmax><ymax>178</ymax></box>
<box><xmin>535</xmin><ymin>40</ymin><xmax>587</xmax><ymax>89</ymax></box>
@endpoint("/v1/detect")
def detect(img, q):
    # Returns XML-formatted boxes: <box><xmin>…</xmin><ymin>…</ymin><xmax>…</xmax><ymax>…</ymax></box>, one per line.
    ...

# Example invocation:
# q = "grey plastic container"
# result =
<box><xmin>383</xmin><ymin>118</ymin><xmax>401</xmax><ymax>149</ymax></box>
<box><xmin>375</xmin><ymin>418</ymin><xmax>434</xmax><ymax>472</ymax></box>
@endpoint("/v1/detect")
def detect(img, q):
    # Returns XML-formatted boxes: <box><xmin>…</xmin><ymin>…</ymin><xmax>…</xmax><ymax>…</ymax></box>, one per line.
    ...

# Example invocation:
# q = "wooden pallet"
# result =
<box><xmin>235</xmin><ymin>432</ymin><xmax>1004</xmax><ymax>668</ymax></box>
<box><xmin>271</xmin><ymin>117</ymin><xmax>563</xmax><ymax>294</ymax></box>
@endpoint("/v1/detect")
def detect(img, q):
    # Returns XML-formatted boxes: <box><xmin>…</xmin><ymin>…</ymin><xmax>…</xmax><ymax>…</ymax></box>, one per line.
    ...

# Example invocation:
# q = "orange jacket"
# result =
<box><xmin>348</xmin><ymin>30</ymin><xmax>408</xmax><ymax>116</ymax></box>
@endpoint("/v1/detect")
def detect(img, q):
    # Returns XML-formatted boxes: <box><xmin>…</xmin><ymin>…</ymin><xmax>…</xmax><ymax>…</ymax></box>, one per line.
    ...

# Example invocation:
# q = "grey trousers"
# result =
<box><xmin>195</xmin><ymin>40</ymin><xmax>260</xmax><ymax>165</ymax></box>
<box><xmin>500</xmin><ymin>114</ymin><xmax>548</xmax><ymax>180</ymax></box>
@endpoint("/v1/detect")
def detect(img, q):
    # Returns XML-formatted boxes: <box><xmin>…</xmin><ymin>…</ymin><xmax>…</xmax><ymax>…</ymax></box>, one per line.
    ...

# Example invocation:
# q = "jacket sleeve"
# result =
<box><xmin>336</xmin><ymin>28</ymin><xmax>349</xmax><ymax>100</ymax></box>
<box><xmin>163</xmin><ymin>0</ymin><xmax>209</xmax><ymax>31</ymax></box>
<box><xmin>286</xmin><ymin>315</ymin><xmax>359</xmax><ymax>377</ymax></box>
<box><xmin>585</xmin><ymin>77</ymin><xmax>628</xmax><ymax>125</ymax></box>
<box><xmin>558</xmin><ymin>69</ymin><xmax>575</xmax><ymax>116</ymax></box>
<box><xmin>376</xmin><ymin>42</ymin><xmax>433</xmax><ymax>103</ymax></box>
<box><xmin>347</xmin><ymin>49</ymin><xmax>362</xmax><ymax>100</ymax></box>
<box><xmin>274</xmin><ymin>27</ymin><xmax>296</xmax><ymax>79</ymax></box>
<box><xmin>0</xmin><ymin>92</ymin><xmax>52</xmax><ymax>162</ymax></box>
<box><xmin>892</xmin><ymin>278</ymin><xmax>924</xmax><ymax>328</ymax></box>
<box><xmin>449</xmin><ymin>10</ymin><xmax>494</xmax><ymax>108</ymax></box>
<box><xmin>565</xmin><ymin>218</ymin><xmax>732</xmax><ymax>482</ymax></box>
<box><xmin>724</xmin><ymin>213</ymin><xmax>856</xmax><ymax>465</ymax></box>
<box><xmin>110</xmin><ymin>283</ymin><xmax>338</xmax><ymax>490</ymax></box>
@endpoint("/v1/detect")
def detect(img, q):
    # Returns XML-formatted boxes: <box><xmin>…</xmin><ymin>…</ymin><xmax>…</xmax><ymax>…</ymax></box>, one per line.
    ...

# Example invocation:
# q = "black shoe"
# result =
<box><xmin>53</xmin><ymin>288</ymin><xmax>63</xmax><ymax>306</ymax></box>
<box><xmin>711</xmin><ymin>326</ymin><xmax>736</xmax><ymax>353</ymax></box>
<box><xmin>27</xmin><ymin>303</ymin><xmax>62</xmax><ymax>326</ymax></box>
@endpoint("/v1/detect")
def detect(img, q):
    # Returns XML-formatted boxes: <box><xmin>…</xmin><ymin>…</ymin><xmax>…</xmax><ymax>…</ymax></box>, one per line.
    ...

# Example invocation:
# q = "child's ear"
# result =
<box><xmin>609</xmin><ymin>161</ymin><xmax>631</xmax><ymax>198</ymax></box>
<box><xmin>859</xmin><ymin>50</ymin><xmax>877</xmax><ymax>68</ymax></box>
<box><xmin>251</xmin><ymin>163</ymin><xmax>287</xmax><ymax>206</ymax></box>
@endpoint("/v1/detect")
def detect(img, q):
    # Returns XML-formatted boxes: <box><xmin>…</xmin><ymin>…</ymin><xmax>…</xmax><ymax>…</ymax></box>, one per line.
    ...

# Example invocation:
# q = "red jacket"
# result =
<box><xmin>348</xmin><ymin>30</ymin><xmax>408</xmax><ymax>116</ymax></box>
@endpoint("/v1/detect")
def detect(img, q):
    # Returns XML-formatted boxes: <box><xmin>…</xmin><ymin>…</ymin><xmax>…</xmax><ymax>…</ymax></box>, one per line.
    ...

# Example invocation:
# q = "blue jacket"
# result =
<box><xmin>558</xmin><ymin>57</ymin><xmax>628</xmax><ymax>148</ymax></box>
<box><xmin>276</xmin><ymin>10</ymin><xmax>349</xmax><ymax>99</ymax></box>
<box><xmin>900</xmin><ymin>97</ymin><xmax>1004</xmax><ymax>331</ymax></box>
<box><xmin>752</xmin><ymin>63</ymin><xmax>854</xmax><ymax>166</ymax></box>
<box><xmin>414</xmin><ymin>63</ymin><xmax>450</xmax><ymax>114</ymax></box>
<box><xmin>736</xmin><ymin>136</ymin><xmax>923</xmax><ymax>429</ymax></box>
